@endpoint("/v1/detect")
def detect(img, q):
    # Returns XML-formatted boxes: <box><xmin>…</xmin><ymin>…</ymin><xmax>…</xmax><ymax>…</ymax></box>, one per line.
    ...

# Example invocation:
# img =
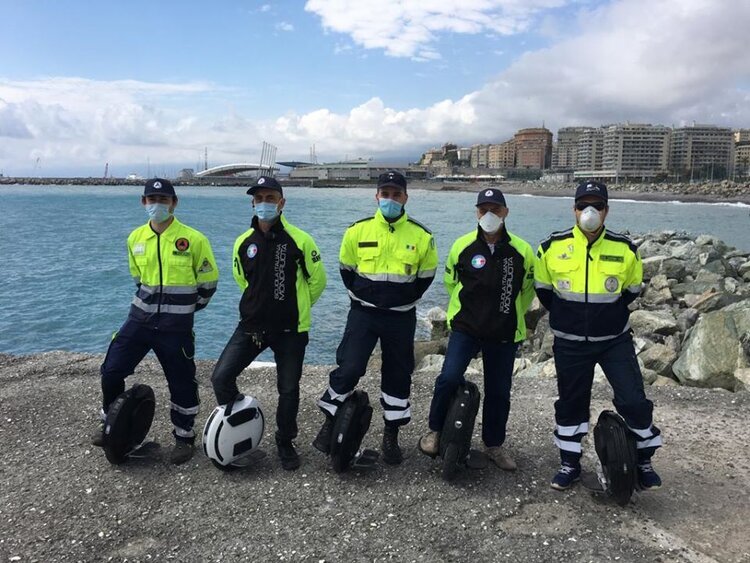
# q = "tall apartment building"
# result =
<box><xmin>514</xmin><ymin>128</ymin><xmax>553</xmax><ymax>169</ymax></box>
<box><xmin>734</xmin><ymin>129</ymin><xmax>750</xmax><ymax>143</ymax></box>
<box><xmin>601</xmin><ymin>123</ymin><xmax>671</xmax><ymax>177</ymax></box>
<box><xmin>488</xmin><ymin>139</ymin><xmax>515</xmax><ymax>169</ymax></box>
<box><xmin>671</xmin><ymin>124</ymin><xmax>734</xmax><ymax>178</ymax></box>
<box><xmin>576</xmin><ymin>128</ymin><xmax>604</xmax><ymax>171</ymax></box>
<box><xmin>735</xmin><ymin>142</ymin><xmax>750</xmax><ymax>177</ymax></box>
<box><xmin>553</xmin><ymin>127</ymin><xmax>595</xmax><ymax>170</ymax></box>
<box><xmin>470</xmin><ymin>144</ymin><xmax>490</xmax><ymax>168</ymax></box>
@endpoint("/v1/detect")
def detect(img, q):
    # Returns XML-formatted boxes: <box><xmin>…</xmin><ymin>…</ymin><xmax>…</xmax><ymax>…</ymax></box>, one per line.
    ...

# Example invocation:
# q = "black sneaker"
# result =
<box><xmin>312</xmin><ymin>417</ymin><xmax>334</xmax><ymax>454</ymax></box>
<box><xmin>550</xmin><ymin>462</ymin><xmax>581</xmax><ymax>491</ymax></box>
<box><xmin>382</xmin><ymin>426</ymin><xmax>403</xmax><ymax>465</ymax></box>
<box><xmin>170</xmin><ymin>441</ymin><xmax>194</xmax><ymax>465</ymax></box>
<box><xmin>637</xmin><ymin>461</ymin><xmax>662</xmax><ymax>490</ymax></box>
<box><xmin>91</xmin><ymin>422</ymin><xmax>105</xmax><ymax>448</ymax></box>
<box><xmin>277</xmin><ymin>441</ymin><xmax>301</xmax><ymax>471</ymax></box>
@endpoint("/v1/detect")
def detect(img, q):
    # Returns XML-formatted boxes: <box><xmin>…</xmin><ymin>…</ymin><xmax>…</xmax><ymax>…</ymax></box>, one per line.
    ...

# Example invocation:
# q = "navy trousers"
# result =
<box><xmin>318</xmin><ymin>305</ymin><xmax>416</xmax><ymax>427</ymax></box>
<box><xmin>100</xmin><ymin>320</ymin><xmax>199</xmax><ymax>442</ymax></box>
<box><xmin>552</xmin><ymin>332</ymin><xmax>662</xmax><ymax>463</ymax></box>
<box><xmin>211</xmin><ymin>325</ymin><xmax>309</xmax><ymax>443</ymax></box>
<box><xmin>428</xmin><ymin>330</ymin><xmax>518</xmax><ymax>447</ymax></box>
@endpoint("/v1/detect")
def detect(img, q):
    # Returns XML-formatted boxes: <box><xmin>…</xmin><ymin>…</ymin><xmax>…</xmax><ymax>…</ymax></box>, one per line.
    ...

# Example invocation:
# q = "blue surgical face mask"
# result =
<box><xmin>378</xmin><ymin>198</ymin><xmax>403</xmax><ymax>219</ymax></box>
<box><xmin>145</xmin><ymin>203</ymin><xmax>171</xmax><ymax>223</ymax></box>
<box><xmin>255</xmin><ymin>202</ymin><xmax>280</xmax><ymax>222</ymax></box>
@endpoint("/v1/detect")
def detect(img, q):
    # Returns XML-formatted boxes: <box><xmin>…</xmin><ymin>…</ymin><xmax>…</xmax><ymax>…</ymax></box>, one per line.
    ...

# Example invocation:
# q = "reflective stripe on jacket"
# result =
<box><xmin>444</xmin><ymin>227</ymin><xmax>536</xmax><ymax>343</ymax></box>
<box><xmin>339</xmin><ymin>209</ymin><xmax>438</xmax><ymax>311</ymax></box>
<box><xmin>534</xmin><ymin>225</ymin><xmax>642</xmax><ymax>341</ymax></box>
<box><xmin>127</xmin><ymin>217</ymin><xmax>218</xmax><ymax>331</ymax></box>
<box><xmin>233</xmin><ymin>214</ymin><xmax>326</xmax><ymax>333</ymax></box>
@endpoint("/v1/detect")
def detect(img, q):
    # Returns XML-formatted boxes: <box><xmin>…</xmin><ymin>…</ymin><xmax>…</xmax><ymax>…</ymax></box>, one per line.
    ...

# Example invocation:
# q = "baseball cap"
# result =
<box><xmin>476</xmin><ymin>187</ymin><xmax>506</xmax><ymax>207</ymax></box>
<box><xmin>574</xmin><ymin>181</ymin><xmax>608</xmax><ymax>202</ymax></box>
<box><xmin>377</xmin><ymin>170</ymin><xmax>407</xmax><ymax>192</ymax></box>
<box><xmin>143</xmin><ymin>178</ymin><xmax>176</xmax><ymax>197</ymax></box>
<box><xmin>246</xmin><ymin>176</ymin><xmax>283</xmax><ymax>196</ymax></box>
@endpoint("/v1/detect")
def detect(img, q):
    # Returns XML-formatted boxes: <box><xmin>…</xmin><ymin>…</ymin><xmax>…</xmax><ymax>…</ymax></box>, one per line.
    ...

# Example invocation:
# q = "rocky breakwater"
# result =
<box><xmin>417</xmin><ymin>231</ymin><xmax>750</xmax><ymax>392</ymax></box>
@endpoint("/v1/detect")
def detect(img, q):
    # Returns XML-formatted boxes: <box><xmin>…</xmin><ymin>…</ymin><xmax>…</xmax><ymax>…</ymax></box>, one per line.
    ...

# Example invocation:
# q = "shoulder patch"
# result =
<box><xmin>540</xmin><ymin>228</ymin><xmax>574</xmax><ymax>253</ymax></box>
<box><xmin>349</xmin><ymin>216</ymin><xmax>375</xmax><ymax>228</ymax></box>
<box><xmin>603</xmin><ymin>231</ymin><xmax>638</xmax><ymax>255</ymax></box>
<box><xmin>406</xmin><ymin>217</ymin><xmax>432</xmax><ymax>234</ymax></box>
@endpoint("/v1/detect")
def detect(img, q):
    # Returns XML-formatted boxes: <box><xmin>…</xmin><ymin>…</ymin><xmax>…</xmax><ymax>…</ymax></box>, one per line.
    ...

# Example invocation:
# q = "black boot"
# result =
<box><xmin>277</xmin><ymin>439</ymin><xmax>301</xmax><ymax>471</ymax></box>
<box><xmin>382</xmin><ymin>426</ymin><xmax>403</xmax><ymax>465</ymax></box>
<box><xmin>313</xmin><ymin>416</ymin><xmax>334</xmax><ymax>454</ymax></box>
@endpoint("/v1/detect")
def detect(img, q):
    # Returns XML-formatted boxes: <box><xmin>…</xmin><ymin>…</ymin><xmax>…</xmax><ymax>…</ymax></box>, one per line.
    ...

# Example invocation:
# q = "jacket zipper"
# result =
<box><xmin>585</xmin><ymin>243</ymin><xmax>592</xmax><ymax>342</ymax></box>
<box><xmin>156</xmin><ymin>232</ymin><xmax>163</xmax><ymax>322</ymax></box>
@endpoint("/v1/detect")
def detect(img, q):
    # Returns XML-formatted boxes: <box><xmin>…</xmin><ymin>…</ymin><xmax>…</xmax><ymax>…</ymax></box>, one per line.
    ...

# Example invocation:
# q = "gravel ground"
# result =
<box><xmin>1</xmin><ymin>351</ymin><xmax>749</xmax><ymax>563</ymax></box>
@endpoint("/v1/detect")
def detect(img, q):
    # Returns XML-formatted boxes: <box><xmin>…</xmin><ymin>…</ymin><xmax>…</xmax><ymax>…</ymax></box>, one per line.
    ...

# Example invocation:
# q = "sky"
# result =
<box><xmin>1</xmin><ymin>0</ymin><xmax>749</xmax><ymax>177</ymax></box>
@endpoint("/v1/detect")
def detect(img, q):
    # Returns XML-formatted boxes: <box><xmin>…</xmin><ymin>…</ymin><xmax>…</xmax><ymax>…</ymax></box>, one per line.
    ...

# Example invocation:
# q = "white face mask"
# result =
<box><xmin>578</xmin><ymin>206</ymin><xmax>603</xmax><ymax>233</ymax></box>
<box><xmin>479</xmin><ymin>212</ymin><xmax>503</xmax><ymax>234</ymax></box>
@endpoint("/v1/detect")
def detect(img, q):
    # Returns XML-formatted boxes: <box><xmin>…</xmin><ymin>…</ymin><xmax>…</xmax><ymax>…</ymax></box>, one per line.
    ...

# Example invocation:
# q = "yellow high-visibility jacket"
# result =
<box><xmin>127</xmin><ymin>217</ymin><xmax>218</xmax><ymax>331</ymax></box>
<box><xmin>339</xmin><ymin>209</ymin><xmax>438</xmax><ymax>312</ymax></box>
<box><xmin>534</xmin><ymin>225</ymin><xmax>642</xmax><ymax>341</ymax></box>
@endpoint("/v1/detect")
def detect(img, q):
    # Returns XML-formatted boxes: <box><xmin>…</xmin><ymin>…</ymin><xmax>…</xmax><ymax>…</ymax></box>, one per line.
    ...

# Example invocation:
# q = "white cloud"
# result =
<box><xmin>305</xmin><ymin>0</ymin><xmax>567</xmax><ymax>59</ymax></box>
<box><xmin>260</xmin><ymin>4</ymin><xmax>271</xmax><ymax>12</ymax></box>
<box><xmin>275</xmin><ymin>21</ymin><xmax>295</xmax><ymax>32</ymax></box>
<box><xmin>2</xmin><ymin>0</ymin><xmax>750</xmax><ymax>173</ymax></box>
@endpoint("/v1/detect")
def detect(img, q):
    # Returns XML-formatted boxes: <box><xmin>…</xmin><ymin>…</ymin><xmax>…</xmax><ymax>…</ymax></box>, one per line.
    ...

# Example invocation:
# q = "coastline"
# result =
<box><xmin>2</xmin><ymin>176</ymin><xmax>749</xmax><ymax>205</ymax></box>
<box><xmin>409</xmin><ymin>180</ymin><xmax>750</xmax><ymax>205</ymax></box>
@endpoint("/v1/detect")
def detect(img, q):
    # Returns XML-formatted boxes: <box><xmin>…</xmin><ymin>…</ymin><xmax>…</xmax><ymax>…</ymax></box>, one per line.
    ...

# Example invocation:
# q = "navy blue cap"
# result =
<box><xmin>575</xmin><ymin>181</ymin><xmax>608</xmax><ymax>202</ymax></box>
<box><xmin>476</xmin><ymin>187</ymin><xmax>506</xmax><ymax>207</ymax></box>
<box><xmin>377</xmin><ymin>170</ymin><xmax>407</xmax><ymax>192</ymax></box>
<box><xmin>143</xmin><ymin>178</ymin><xmax>176</xmax><ymax>197</ymax></box>
<box><xmin>246</xmin><ymin>176</ymin><xmax>283</xmax><ymax>196</ymax></box>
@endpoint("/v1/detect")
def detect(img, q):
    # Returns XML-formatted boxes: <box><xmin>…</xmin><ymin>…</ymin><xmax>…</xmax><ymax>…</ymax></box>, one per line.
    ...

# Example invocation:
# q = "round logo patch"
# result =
<box><xmin>485</xmin><ymin>189</ymin><xmax>493</xmax><ymax>196</ymax></box>
<box><xmin>257</xmin><ymin>177</ymin><xmax>266</xmax><ymax>185</ymax></box>
<box><xmin>471</xmin><ymin>254</ymin><xmax>487</xmax><ymax>269</ymax></box>
<box><xmin>247</xmin><ymin>243</ymin><xmax>258</xmax><ymax>259</ymax></box>
<box><xmin>605</xmin><ymin>276</ymin><xmax>619</xmax><ymax>293</ymax></box>
<box><xmin>175</xmin><ymin>238</ymin><xmax>190</xmax><ymax>251</ymax></box>
<box><xmin>153</xmin><ymin>181</ymin><xmax>162</xmax><ymax>189</ymax></box>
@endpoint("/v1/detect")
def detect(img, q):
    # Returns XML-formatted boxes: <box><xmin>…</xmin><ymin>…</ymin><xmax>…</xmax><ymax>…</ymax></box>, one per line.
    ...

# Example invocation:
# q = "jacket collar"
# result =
<box><xmin>374</xmin><ymin>208</ymin><xmax>408</xmax><ymax>227</ymax></box>
<box><xmin>573</xmin><ymin>223</ymin><xmax>607</xmax><ymax>247</ymax></box>
<box><xmin>475</xmin><ymin>224</ymin><xmax>510</xmax><ymax>245</ymax></box>
<box><xmin>251</xmin><ymin>212</ymin><xmax>287</xmax><ymax>234</ymax></box>
<box><xmin>145</xmin><ymin>216</ymin><xmax>182</xmax><ymax>240</ymax></box>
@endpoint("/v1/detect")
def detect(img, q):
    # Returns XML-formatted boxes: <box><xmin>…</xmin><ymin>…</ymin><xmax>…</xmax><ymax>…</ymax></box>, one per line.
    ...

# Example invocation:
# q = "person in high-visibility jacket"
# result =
<box><xmin>211</xmin><ymin>176</ymin><xmax>326</xmax><ymax>471</ymax></box>
<box><xmin>93</xmin><ymin>178</ymin><xmax>219</xmax><ymax>465</ymax></box>
<box><xmin>418</xmin><ymin>188</ymin><xmax>535</xmax><ymax>471</ymax></box>
<box><xmin>314</xmin><ymin>171</ymin><xmax>438</xmax><ymax>465</ymax></box>
<box><xmin>535</xmin><ymin>181</ymin><xmax>662</xmax><ymax>491</ymax></box>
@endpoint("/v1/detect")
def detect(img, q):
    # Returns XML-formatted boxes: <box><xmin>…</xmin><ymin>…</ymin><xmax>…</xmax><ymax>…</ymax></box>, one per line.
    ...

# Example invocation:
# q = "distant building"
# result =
<box><xmin>514</xmin><ymin>127</ymin><xmax>553</xmax><ymax>169</ymax></box>
<box><xmin>288</xmin><ymin>159</ymin><xmax>405</xmax><ymax>181</ymax></box>
<box><xmin>601</xmin><ymin>123</ymin><xmax>671</xmax><ymax>179</ymax></box>
<box><xmin>735</xmin><ymin>142</ymin><xmax>750</xmax><ymax>178</ymax></box>
<box><xmin>488</xmin><ymin>140</ymin><xmax>516</xmax><ymax>169</ymax></box>
<box><xmin>576</xmin><ymin>128</ymin><xmax>604</xmax><ymax>171</ymax></box>
<box><xmin>178</xmin><ymin>168</ymin><xmax>195</xmax><ymax>180</ymax></box>
<box><xmin>553</xmin><ymin>127</ymin><xmax>596</xmax><ymax>170</ymax></box>
<box><xmin>734</xmin><ymin>129</ymin><xmax>750</xmax><ymax>143</ymax></box>
<box><xmin>470</xmin><ymin>144</ymin><xmax>490</xmax><ymax>168</ymax></box>
<box><xmin>671</xmin><ymin>124</ymin><xmax>734</xmax><ymax>180</ymax></box>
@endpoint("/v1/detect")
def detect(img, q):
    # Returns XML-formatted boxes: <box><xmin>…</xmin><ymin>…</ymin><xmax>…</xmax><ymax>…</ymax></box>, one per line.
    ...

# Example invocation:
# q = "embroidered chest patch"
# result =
<box><xmin>471</xmin><ymin>255</ymin><xmax>487</xmax><ymax>269</ymax></box>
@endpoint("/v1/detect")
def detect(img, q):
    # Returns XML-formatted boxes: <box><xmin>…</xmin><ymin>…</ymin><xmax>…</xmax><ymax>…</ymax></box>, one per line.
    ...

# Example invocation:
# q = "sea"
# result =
<box><xmin>1</xmin><ymin>184</ymin><xmax>749</xmax><ymax>365</ymax></box>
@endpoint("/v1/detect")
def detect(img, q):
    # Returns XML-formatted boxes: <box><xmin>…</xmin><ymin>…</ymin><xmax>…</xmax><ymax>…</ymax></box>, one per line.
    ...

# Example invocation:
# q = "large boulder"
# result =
<box><xmin>629</xmin><ymin>309</ymin><xmax>679</xmax><ymax>337</ymax></box>
<box><xmin>516</xmin><ymin>358</ymin><xmax>557</xmax><ymax>378</ymax></box>
<box><xmin>672</xmin><ymin>301</ymin><xmax>750</xmax><ymax>390</ymax></box>
<box><xmin>414</xmin><ymin>338</ymin><xmax>448</xmax><ymax>367</ymax></box>
<box><xmin>638</xmin><ymin>343</ymin><xmax>678</xmax><ymax>377</ymax></box>
<box><xmin>641</xmin><ymin>255</ymin><xmax>668</xmax><ymax>280</ymax></box>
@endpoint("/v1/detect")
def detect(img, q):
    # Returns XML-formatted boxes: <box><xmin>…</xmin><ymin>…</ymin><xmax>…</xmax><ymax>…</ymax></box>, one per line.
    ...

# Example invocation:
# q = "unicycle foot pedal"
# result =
<box><xmin>351</xmin><ymin>448</ymin><xmax>379</xmax><ymax>470</ymax></box>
